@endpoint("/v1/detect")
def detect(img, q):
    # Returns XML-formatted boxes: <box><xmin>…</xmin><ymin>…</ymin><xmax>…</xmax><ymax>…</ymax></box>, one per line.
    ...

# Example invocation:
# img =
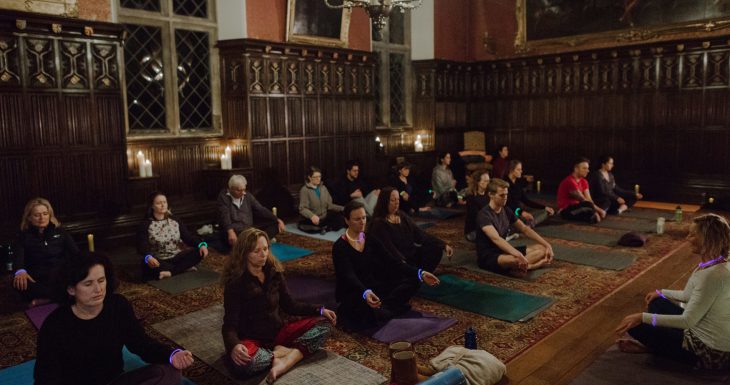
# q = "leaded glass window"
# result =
<box><xmin>372</xmin><ymin>12</ymin><xmax>411</xmax><ymax>128</ymax></box>
<box><xmin>173</xmin><ymin>0</ymin><xmax>207</xmax><ymax>18</ymax></box>
<box><xmin>121</xmin><ymin>0</ymin><xmax>160</xmax><ymax>12</ymax></box>
<box><xmin>175</xmin><ymin>29</ymin><xmax>212</xmax><ymax>129</ymax></box>
<box><xmin>124</xmin><ymin>24</ymin><xmax>166</xmax><ymax>130</ymax></box>
<box><xmin>389</xmin><ymin>53</ymin><xmax>405</xmax><ymax>124</ymax></box>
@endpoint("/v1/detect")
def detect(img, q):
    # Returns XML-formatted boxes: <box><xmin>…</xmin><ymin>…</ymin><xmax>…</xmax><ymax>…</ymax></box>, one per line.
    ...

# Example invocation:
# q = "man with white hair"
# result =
<box><xmin>218</xmin><ymin>175</ymin><xmax>285</xmax><ymax>248</ymax></box>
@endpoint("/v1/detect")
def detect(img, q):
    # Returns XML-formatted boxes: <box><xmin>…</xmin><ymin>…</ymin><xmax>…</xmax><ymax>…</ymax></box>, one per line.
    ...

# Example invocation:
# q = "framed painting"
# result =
<box><xmin>515</xmin><ymin>0</ymin><xmax>730</xmax><ymax>52</ymax></box>
<box><xmin>286</xmin><ymin>0</ymin><xmax>351</xmax><ymax>47</ymax></box>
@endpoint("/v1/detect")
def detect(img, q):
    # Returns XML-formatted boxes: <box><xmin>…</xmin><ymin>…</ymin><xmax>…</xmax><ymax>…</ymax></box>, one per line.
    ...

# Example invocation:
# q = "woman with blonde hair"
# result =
<box><xmin>616</xmin><ymin>213</ymin><xmax>730</xmax><ymax>369</ymax></box>
<box><xmin>13</xmin><ymin>197</ymin><xmax>79</xmax><ymax>306</ymax></box>
<box><xmin>464</xmin><ymin>169</ymin><xmax>490</xmax><ymax>242</ymax></box>
<box><xmin>221</xmin><ymin>228</ymin><xmax>336</xmax><ymax>382</ymax></box>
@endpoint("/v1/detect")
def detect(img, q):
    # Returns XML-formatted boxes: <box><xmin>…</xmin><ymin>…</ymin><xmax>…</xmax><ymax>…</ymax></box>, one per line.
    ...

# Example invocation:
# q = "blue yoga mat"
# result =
<box><xmin>0</xmin><ymin>347</ymin><xmax>196</xmax><ymax>385</ymax></box>
<box><xmin>418</xmin><ymin>274</ymin><xmax>553</xmax><ymax>322</ymax></box>
<box><xmin>285</xmin><ymin>223</ymin><xmax>345</xmax><ymax>242</ymax></box>
<box><xmin>271</xmin><ymin>242</ymin><xmax>315</xmax><ymax>262</ymax></box>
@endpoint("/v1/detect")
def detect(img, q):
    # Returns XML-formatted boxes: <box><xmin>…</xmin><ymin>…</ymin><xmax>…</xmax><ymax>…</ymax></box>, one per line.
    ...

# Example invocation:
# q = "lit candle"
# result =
<box><xmin>225</xmin><ymin>146</ymin><xmax>232</xmax><ymax>169</ymax></box>
<box><xmin>221</xmin><ymin>154</ymin><xmax>227</xmax><ymax>170</ymax></box>
<box><xmin>709</xmin><ymin>197</ymin><xmax>715</xmax><ymax>204</ymax></box>
<box><xmin>536</xmin><ymin>180</ymin><xmax>542</xmax><ymax>193</ymax></box>
<box><xmin>272</xmin><ymin>207</ymin><xmax>278</xmax><ymax>217</ymax></box>
<box><xmin>87</xmin><ymin>234</ymin><xmax>95</xmax><ymax>252</ymax></box>
<box><xmin>136</xmin><ymin>151</ymin><xmax>145</xmax><ymax>177</ymax></box>
<box><xmin>634</xmin><ymin>184</ymin><xmax>640</xmax><ymax>194</ymax></box>
<box><xmin>375</xmin><ymin>136</ymin><xmax>381</xmax><ymax>143</ymax></box>
<box><xmin>144</xmin><ymin>159</ymin><xmax>152</xmax><ymax>177</ymax></box>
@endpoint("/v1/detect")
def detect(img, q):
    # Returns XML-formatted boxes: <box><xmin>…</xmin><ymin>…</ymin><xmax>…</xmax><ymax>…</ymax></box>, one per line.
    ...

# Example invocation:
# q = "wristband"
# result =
<box><xmin>655</xmin><ymin>289</ymin><xmax>667</xmax><ymax>300</ymax></box>
<box><xmin>417</xmin><ymin>269</ymin><xmax>424</xmax><ymax>282</ymax></box>
<box><xmin>362</xmin><ymin>289</ymin><xmax>373</xmax><ymax>301</ymax></box>
<box><xmin>651</xmin><ymin>314</ymin><xmax>657</xmax><ymax>327</ymax></box>
<box><xmin>400</xmin><ymin>191</ymin><xmax>406</xmax><ymax>197</ymax></box>
<box><xmin>197</xmin><ymin>241</ymin><xmax>207</xmax><ymax>249</ymax></box>
<box><xmin>14</xmin><ymin>269</ymin><xmax>27</xmax><ymax>277</ymax></box>
<box><xmin>319</xmin><ymin>306</ymin><xmax>325</xmax><ymax>316</ymax></box>
<box><xmin>169</xmin><ymin>348</ymin><xmax>183</xmax><ymax>365</ymax></box>
<box><xmin>144</xmin><ymin>255</ymin><xmax>153</xmax><ymax>264</ymax></box>
<box><xmin>514</xmin><ymin>208</ymin><xmax>522</xmax><ymax>217</ymax></box>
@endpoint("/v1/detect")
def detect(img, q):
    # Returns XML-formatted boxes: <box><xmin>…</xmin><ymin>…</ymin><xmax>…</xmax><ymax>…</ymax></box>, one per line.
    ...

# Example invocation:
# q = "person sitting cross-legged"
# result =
<box><xmin>506</xmin><ymin>160</ymin><xmax>555</xmax><ymax>227</ymax></box>
<box><xmin>476</xmin><ymin>179</ymin><xmax>554</xmax><ymax>278</ymax></box>
<box><xmin>556</xmin><ymin>157</ymin><xmax>607</xmax><ymax>223</ymax></box>
<box><xmin>330</xmin><ymin>160</ymin><xmax>380</xmax><ymax>216</ymax></box>
<box><xmin>332</xmin><ymin>201</ymin><xmax>440</xmax><ymax>330</ymax></box>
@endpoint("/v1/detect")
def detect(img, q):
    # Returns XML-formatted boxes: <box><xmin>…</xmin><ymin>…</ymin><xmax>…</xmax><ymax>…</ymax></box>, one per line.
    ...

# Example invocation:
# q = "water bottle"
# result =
<box><xmin>675</xmin><ymin>206</ymin><xmax>683</xmax><ymax>222</ymax></box>
<box><xmin>656</xmin><ymin>217</ymin><xmax>665</xmax><ymax>234</ymax></box>
<box><xmin>6</xmin><ymin>246</ymin><xmax>13</xmax><ymax>272</ymax></box>
<box><xmin>464</xmin><ymin>326</ymin><xmax>477</xmax><ymax>350</ymax></box>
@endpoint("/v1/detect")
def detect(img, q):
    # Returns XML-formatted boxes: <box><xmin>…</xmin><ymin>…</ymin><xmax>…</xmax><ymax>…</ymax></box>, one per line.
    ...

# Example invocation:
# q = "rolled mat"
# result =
<box><xmin>270</xmin><ymin>242</ymin><xmax>314</xmax><ymax>262</ymax></box>
<box><xmin>418</xmin><ymin>274</ymin><xmax>554</xmax><ymax>322</ymax></box>
<box><xmin>569</xmin><ymin>345</ymin><xmax>729</xmax><ymax>385</ymax></box>
<box><xmin>147</xmin><ymin>266</ymin><xmax>220</xmax><ymax>295</ymax></box>
<box><xmin>152</xmin><ymin>305</ymin><xmax>386</xmax><ymax>385</ymax></box>
<box><xmin>284</xmin><ymin>223</ymin><xmax>345</xmax><ymax>242</ymax></box>
<box><xmin>0</xmin><ymin>347</ymin><xmax>196</xmax><ymax>385</ymax></box>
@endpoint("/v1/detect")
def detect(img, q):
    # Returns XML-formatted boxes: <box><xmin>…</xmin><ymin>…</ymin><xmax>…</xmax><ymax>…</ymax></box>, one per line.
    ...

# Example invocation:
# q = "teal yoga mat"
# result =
<box><xmin>285</xmin><ymin>223</ymin><xmax>345</xmax><ymax>242</ymax></box>
<box><xmin>270</xmin><ymin>242</ymin><xmax>314</xmax><ymax>262</ymax></box>
<box><xmin>0</xmin><ymin>347</ymin><xmax>196</xmax><ymax>385</ymax></box>
<box><xmin>148</xmin><ymin>266</ymin><xmax>220</xmax><ymax>295</ymax></box>
<box><xmin>418</xmin><ymin>274</ymin><xmax>553</xmax><ymax>322</ymax></box>
<box><xmin>622</xmin><ymin>208</ymin><xmax>675</xmax><ymax>221</ymax></box>
<box><xmin>512</xmin><ymin>240</ymin><xmax>636</xmax><ymax>270</ymax></box>
<box><xmin>595</xmin><ymin>218</ymin><xmax>655</xmax><ymax>233</ymax></box>
<box><xmin>442</xmin><ymin>249</ymin><xmax>551</xmax><ymax>281</ymax></box>
<box><xmin>537</xmin><ymin>225</ymin><xmax>619</xmax><ymax>246</ymax></box>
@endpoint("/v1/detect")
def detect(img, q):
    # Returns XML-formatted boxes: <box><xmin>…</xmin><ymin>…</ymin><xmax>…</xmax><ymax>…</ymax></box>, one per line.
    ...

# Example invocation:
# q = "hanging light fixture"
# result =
<box><xmin>324</xmin><ymin>0</ymin><xmax>423</xmax><ymax>34</ymax></box>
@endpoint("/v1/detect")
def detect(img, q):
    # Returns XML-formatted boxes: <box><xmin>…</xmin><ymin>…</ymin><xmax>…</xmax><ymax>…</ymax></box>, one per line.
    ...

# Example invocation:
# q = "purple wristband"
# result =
<box><xmin>144</xmin><ymin>255</ymin><xmax>153</xmax><ymax>264</ymax></box>
<box><xmin>655</xmin><ymin>289</ymin><xmax>667</xmax><ymax>300</ymax></box>
<box><xmin>14</xmin><ymin>269</ymin><xmax>27</xmax><ymax>277</ymax></box>
<box><xmin>651</xmin><ymin>314</ymin><xmax>657</xmax><ymax>327</ymax></box>
<box><xmin>362</xmin><ymin>289</ymin><xmax>372</xmax><ymax>301</ymax></box>
<box><xmin>319</xmin><ymin>306</ymin><xmax>325</xmax><ymax>316</ymax></box>
<box><xmin>417</xmin><ymin>269</ymin><xmax>424</xmax><ymax>282</ymax></box>
<box><xmin>169</xmin><ymin>348</ymin><xmax>182</xmax><ymax>365</ymax></box>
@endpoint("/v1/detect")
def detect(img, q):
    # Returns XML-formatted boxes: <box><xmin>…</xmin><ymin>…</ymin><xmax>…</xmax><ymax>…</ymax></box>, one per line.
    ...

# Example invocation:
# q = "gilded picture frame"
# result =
<box><xmin>286</xmin><ymin>0</ymin><xmax>351</xmax><ymax>48</ymax></box>
<box><xmin>515</xmin><ymin>0</ymin><xmax>730</xmax><ymax>53</ymax></box>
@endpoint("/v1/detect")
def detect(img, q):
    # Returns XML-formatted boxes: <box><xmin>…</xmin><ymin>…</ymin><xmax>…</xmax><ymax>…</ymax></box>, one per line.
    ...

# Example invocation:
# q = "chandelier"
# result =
<box><xmin>324</xmin><ymin>0</ymin><xmax>423</xmax><ymax>34</ymax></box>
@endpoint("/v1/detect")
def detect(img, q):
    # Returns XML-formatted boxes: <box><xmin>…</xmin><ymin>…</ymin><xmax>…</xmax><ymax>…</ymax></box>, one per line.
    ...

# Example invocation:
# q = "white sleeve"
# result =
<box><xmin>643</xmin><ymin>270</ymin><xmax>722</xmax><ymax>329</ymax></box>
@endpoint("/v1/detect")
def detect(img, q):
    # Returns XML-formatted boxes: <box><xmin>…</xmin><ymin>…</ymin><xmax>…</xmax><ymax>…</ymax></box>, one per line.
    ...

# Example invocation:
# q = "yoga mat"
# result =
<box><xmin>152</xmin><ymin>305</ymin><xmax>386</xmax><ymax>385</ymax></box>
<box><xmin>284</xmin><ymin>223</ymin><xmax>345</xmax><ymax>242</ymax></box>
<box><xmin>25</xmin><ymin>303</ymin><xmax>59</xmax><ymax>330</ymax></box>
<box><xmin>594</xmin><ymin>218</ymin><xmax>656</xmax><ymax>233</ymax></box>
<box><xmin>536</xmin><ymin>225</ymin><xmax>619</xmax><ymax>246</ymax></box>
<box><xmin>286</xmin><ymin>276</ymin><xmax>337</xmax><ymax>310</ymax></box>
<box><xmin>270</xmin><ymin>242</ymin><xmax>314</xmax><ymax>262</ymax></box>
<box><xmin>570</xmin><ymin>345</ymin><xmax>729</xmax><ymax>385</ymax></box>
<box><xmin>148</xmin><ymin>266</ymin><xmax>220</xmax><ymax>295</ymax></box>
<box><xmin>622</xmin><ymin>208</ymin><xmax>675</xmax><ymax>221</ymax></box>
<box><xmin>416</xmin><ymin>221</ymin><xmax>436</xmax><ymax>230</ymax></box>
<box><xmin>417</xmin><ymin>207</ymin><xmax>463</xmax><ymax>220</ymax></box>
<box><xmin>442</xmin><ymin>249</ymin><xmax>551</xmax><ymax>281</ymax></box>
<box><xmin>365</xmin><ymin>310</ymin><xmax>457</xmax><ymax>343</ymax></box>
<box><xmin>418</xmin><ymin>274</ymin><xmax>554</xmax><ymax>322</ymax></box>
<box><xmin>512</xmin><ymin>240</ymin><xmax>637</xmax><ymax>271</ymax></box>
<box><xmin>0</xmin><ymin>347</ymin><xmax>196</xmax><ymax>385</ymax></box>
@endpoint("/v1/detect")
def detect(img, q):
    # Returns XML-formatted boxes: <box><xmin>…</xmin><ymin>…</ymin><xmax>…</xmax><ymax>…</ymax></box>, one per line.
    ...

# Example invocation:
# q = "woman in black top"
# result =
<box><xmin>138</xmin><ymin>192</ymin><xmax>208</xmax><ymax>281</ymax></box>
<box><xmin>332</xmin><ymin>201</ymin><xmax>439</xmax><ymax>330</ymax></box>
<box><xmin>589</xmin><ymin>155</ymin><xmax>643</xmax><ymax>215</ymax></box>
<box><xmin>12</xmin><ymin>197</ymin><xmax>79</xmax><ymax>306</ymax></box>
<box><xmin>464</xmin><ymin>169</ymin><xmax>490</xmax><ymax>242</ymax></box>
<box><xmin>505</xmin><ymin>160</ymin><xmax>555</xmax><ymax>227</ymax></box>
<box><xmin>35</xmin><ymin>252</ymin><xmax>194</xmax><ymax>385</ymax></box>
<box><xmin>369</xmin><ymin>187</ymin><xmax>453</xmax><ymax>273</ymax></box>
<box><xmin>390</xmin><ymin>162</ymin><xmax>429</xmax><ymax>215</ymax></box>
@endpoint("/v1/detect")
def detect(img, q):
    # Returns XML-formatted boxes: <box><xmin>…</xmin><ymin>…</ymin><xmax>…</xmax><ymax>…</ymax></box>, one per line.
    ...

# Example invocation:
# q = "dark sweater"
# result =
<box><xmin>222</xmin><ymin>265</ymin><xmax>321</xmax><ymax>353</ymax></box>
<box><xmin>330</xmin><ymin>176</ymin><xmax>373</xmax><ymax>206</ymax></box>
<box><xmin>34</xmin><ymin>294</ymin><xmax>173</xmax><ymax>385</ymax></box>
<box><xmin>13</xmin><ymin>224</ymin><xmax>79</xmax><ymax>278</ymax></box>
<box><xmin>218</xmin><ymin>189</ymin><xmax>277</xmax><ymax>233</ymax></box>
<box><xmin>589</xmin><ymin>171</ymin><xmax>634</xmax><ymax>203</ymax></box>
<box><xmin>369</xmin><ymin>211</ymin><xmax>445</xmax><ymax>262</ymax></box>
<box><xmin>506</xmin><ymin>177</ymin><xmax>545</xmax><ymax>214</ymax></box>
<box><xmin>331</xmin><ymin>236</ymin><xmax>418</xmax><ymax>303</ymax></box>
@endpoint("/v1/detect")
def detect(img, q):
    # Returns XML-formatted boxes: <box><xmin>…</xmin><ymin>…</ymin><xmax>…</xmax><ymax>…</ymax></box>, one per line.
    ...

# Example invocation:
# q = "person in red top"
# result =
<box><xmin>556</xmin><ymin>157</ymin><xmax>606</xmax><ymax>223</ymax></box>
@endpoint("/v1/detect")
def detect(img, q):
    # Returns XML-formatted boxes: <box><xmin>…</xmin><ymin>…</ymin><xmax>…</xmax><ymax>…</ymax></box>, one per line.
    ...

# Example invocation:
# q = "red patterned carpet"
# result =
<box><xmin>0</xmin><ymin>213</ymin><xmax>692</xmax><ymax>385</ymax></box>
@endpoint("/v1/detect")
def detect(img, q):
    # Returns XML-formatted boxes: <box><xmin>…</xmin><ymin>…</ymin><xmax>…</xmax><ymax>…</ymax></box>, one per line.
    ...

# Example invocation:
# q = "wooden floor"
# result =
<box><xmin>503</xmin><ymin>229</ymin><xmax>695</xmax><ymax>384</ymax></box>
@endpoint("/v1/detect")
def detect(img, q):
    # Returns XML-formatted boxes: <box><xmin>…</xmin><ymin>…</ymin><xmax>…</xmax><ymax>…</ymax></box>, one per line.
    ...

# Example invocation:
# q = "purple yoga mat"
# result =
<box><xmin>25</xmin><ymin>303</ymin><xmax>59</xmax><ymax>330</ymax></box>
<box><xmin>366</xmin><ymin>310</ymin><xmax>457</xmax><ymax>343</ymax></box>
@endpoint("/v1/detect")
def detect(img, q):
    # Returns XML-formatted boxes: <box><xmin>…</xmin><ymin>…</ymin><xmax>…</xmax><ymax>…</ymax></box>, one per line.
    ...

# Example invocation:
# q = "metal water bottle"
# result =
<box><xmin>675</xmin><ymin>205</ymin><xmax>683</xmax><ymax>222</ymax></box>
<box><xmin>464</xmin><ymin>326</ymin><xmax>477</xmax><ymax>350</ymax></box>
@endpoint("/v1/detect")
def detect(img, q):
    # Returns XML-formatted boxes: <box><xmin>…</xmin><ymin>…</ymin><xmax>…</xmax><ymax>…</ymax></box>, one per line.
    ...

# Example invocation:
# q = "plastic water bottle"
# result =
<box><xmin>656</xmin><ymin>217</ymin><xmax>665</xmax><ymax>234</ymax></box>
<box><xmin>675</xmin><ymin>206</ymin><xmax>683</xmax><ymax>222</ymax></box>
<box><xmin>464</xmin><ymin>326</ymin><xmax>477</xmax><ymax>349</ymax></box>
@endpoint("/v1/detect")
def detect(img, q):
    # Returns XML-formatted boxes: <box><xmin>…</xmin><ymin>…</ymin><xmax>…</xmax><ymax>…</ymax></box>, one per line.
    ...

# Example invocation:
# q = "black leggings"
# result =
<box><xmin>297</xmin><ymin>212</ymin><xmax>345</xmax><ymax>233</ymax></box>
<box><xmin>109</xmin><ymin>363</ymin><xmax>181</xmax><ymax>385</ymax></box>
<box><xmin>142</xmin><ymin>248</ymin><xmax>202</xmax><ymax>281</ymax></box>
<box><xmin>559</xmin><ymin>201</ymin><xmax>597</xmax><ymax>223</ymax></box>
<box><xmin>627</xmin><ymin>297</ymin><xmax>697</xmax><ymax>365</ymax></box>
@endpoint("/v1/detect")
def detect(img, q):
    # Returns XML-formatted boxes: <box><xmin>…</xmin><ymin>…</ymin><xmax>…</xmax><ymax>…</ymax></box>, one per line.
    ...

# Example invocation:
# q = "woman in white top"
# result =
<box><xmin>615</xmin><ymin>213</ymin><xmax>730</xmax><ymax>369</ymax></box>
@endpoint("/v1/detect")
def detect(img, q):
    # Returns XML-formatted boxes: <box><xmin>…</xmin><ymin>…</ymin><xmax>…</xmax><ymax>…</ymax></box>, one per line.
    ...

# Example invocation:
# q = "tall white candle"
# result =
<box><xmin>144</xmin><ymin>160</ymin><xmax>152</xmax><ymax>177</ymax></box>
<box><xmin>136</xmin><ymin>151</ymin><xmax>145</xmax><ymax>177</ymax></box>
<box><xmin>221</xmin><ymin>154</ymin><xmax>227</xmax><ymax>170</ymax></box>
<box><xmin>225</xmin><ymin>146</ymin><xmax>232</xmax><ymax>169</ymax></box>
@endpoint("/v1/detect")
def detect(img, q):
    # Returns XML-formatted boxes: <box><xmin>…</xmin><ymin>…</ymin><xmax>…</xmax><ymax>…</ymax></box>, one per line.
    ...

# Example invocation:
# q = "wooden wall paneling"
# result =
<box><xmin>339</xmin><ymin>98</ymin><xmax>353</xmax><ymax>134</ymax></box>
<box><xmin>25</xmin><ymin>37</ymin><xmax>57</xmax><ymax>88</ymax></box>
<box><xmin>29</xmin><ymin>94</ymin><xmax>62</xmax><ymax>147</ymax></box>
<box><xmin>0</xmin><ymin>157</ymin><xmax>29</xmax><ymax>222</ymax></box>
<box><xmin>335</xmin><ymin>136</ymin><xmax>349</xmax><ymax>167</ymax></box>
<box><xmin>305</xmin><ymin>139</ymin><xmax>320</xmax><ymax>172</ymax></box>
<box><xmin>320</xmin><ymin>137</ymin><xmax>335</xmax><ymax>179</ymax></box>
<box><xmin>249</xmin><ymin>97</ymin><xmax>268</xmax><ymax>139</ymax></box>
<box><xmin>270</xmin><ymin>97</ymin><xmax>287</xmax><ymax>138</ymax></box>
<box><xmin>64</xmin><ymin>94</ymin><xmax>94</xmax><ymax>146</ymax></box>
<box><xmin>303</xmin><ymin>97</ymin><xmax>319</xmax><ymax>137</ymax></box>
<box><xmin>705</xmin><ymin>49</ymin><xmax>729</xmax><ymax>88</ymax></box>
<box><xmin>267</xmin><ymin>57</ymin><xmax>284</xmax><ymax>94</ymax></box>
<box><xmin>321</xmin><ymin>97</ymin><xmax>335</xmax><ymax>136</ymax></box>
<box><xmin>287</xmin><ymin>97</ymin><xmax>303</xmax><ymax>136</ymax></box>
<box><xmin>288</xmin><ymin>140</ymin><xmax>304</xmax><ymax>186</ymax></box>
<box><xmin>270</xmin><ymin>140</ymin><xmax>288</xmax><ymax>183</ymax></box>
<box><xmin>0</xmin><ymin>92</ymin><xmax>25</xmax><ymax>149</ymax></box>
<box><xmin>96</xmin><ymin>95</ymin><xmax>124</xmax><ymax>145</ymax></box>
<box><xmin>251</xmin><ymin>141</ymin><xmax>269</xmax><ymax>184</ymax></box>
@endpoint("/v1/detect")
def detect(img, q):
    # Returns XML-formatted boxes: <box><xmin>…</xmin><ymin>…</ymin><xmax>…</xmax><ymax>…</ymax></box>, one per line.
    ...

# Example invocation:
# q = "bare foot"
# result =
<box><xmin>158</xmin><ymin>271</ymin><xmax>172</xmax><ymax>280</ymax></box>
<box><xmin>267</xmin><ymin>348</ymin><xmax>303</xmax><ymax>383</ymax></box>
<box><xmin>186</xmin><ymin>266</ymin><xmax>198</xmax><ymax>272</ymax></box>
<box><xmin>272</xmin><ymin>345</ymin><xmax>293</xmax><ymax>359</ymax></box>
<box><xmin>528</xmin><ymin>257</ymin><xmax>550</xmax><ymax>270</ymax></box>
<box><xmin>617</xmin><ymin>338</ymin><xmax>648</xmax><ymax>354</ymax></box>
<box><xmin>30</xmin><ymin>298</ymin><xmax>51</xmax><ymax>307</ymax></box>
<box><xmin>419</xmin><ymin>206</ymin><xmax>432</xmax><ymax>212</ymax></box>
<box><xmin>618</xmin><ymin>204</ymin><xmax>628</xmax><ymax>214</ymax></box>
